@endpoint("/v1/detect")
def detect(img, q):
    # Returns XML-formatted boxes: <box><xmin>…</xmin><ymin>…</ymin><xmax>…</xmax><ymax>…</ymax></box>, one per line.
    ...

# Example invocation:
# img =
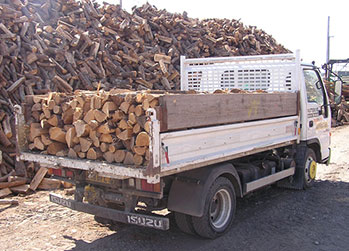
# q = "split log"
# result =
<box><xmin>103</xmin><ymin>151</ymin><xmax>115</xmax><ymax>163</ymax></box>
<box><xmin>102</xmin><ymin>101</ymin><xmax>117</xmax><ymax>117</ymax></box>
<box><xmin>49</xmin><ymin>127</ymin><xmax>66</xmax><ymax>143</ymax></box>
<box><xmin>47</xmin><ymin>142</ymin><xmax>66</xmax><ymax>155</ymax></box>
<box><xmin>41</xmin><ymin>134</ymin><xmax>53</xmax><ymax>146</ymax></box>
<box><xmin>123</xmin><ymin>151</ymin><xmax>134</xmax><ymax>165</ymax></box>
<box><xmin>134</xmin><ymin>154</ymin><xmax>144</xmax><ymax>166</ymax></box>
<box><xmin>134</xmin><ymin>146</ymin><xmax>146</xmax><ymax>156</ymax></box>
<box><xmin>94</xmin><ymin>110</ymin><xmax>107</xmax><ymax>123</ymax></box>
<box><xmin>80</xmin><ymin>137</ymin><xmax>93</xmax><ymax>152</ymax></box>
<box><xmin>33</xmin><ymin>137</ymin><xmax>45</xmax><ymax>150</ymax></box>
<box><xmin>114</xmin><ymin>150</ymin><xmax>126</xmax><ymax>163</ymax></box>
<box><xmin>68</xmin><ymin>148</ymin><xmax>78</xmax><ymax>158</ymax></box>
<box><xmin>100</xmin><ymin>134</ymin><xmax>113</xmax><ymax>143</ymax></box>
<box><xmin>73</xmin><ymin>120</ymin><xmax>90</xmax><ymax>137</ymax></box>
<box><xmin>87</xmin><ymin>147</ymin><xmax>103</xmax><ymax>160</ymax></box>
<box><xmin>66</xmin><ymin>127</ymin><xmax>77</xmax><ymax>148</ymax></box>
<box><xmin>47</xmin><ymin>115</ymin><xmax>59</xmax><ymax>127</ymax></box>
<box><xmin>29</xmin><ymin>123</ymin><xmax>48</xmax><ymax>141</ymax></box>
<box><xmin>136</xmin><ymin>132</ymin><xmax>150</xmax><ymax>146</ymax></box>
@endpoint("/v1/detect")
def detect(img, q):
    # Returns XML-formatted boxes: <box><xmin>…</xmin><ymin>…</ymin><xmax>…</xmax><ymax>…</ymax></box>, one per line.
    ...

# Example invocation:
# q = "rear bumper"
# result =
<box><xmin>49</xmin><ymin>193</ymin><xmax>169</xmax><ymax>230</ymax></box>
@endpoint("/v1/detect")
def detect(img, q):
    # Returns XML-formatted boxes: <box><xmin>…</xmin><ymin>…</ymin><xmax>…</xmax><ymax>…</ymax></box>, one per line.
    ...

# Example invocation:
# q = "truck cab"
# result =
<box><xmin>301</xmin><ymin>64</ymin><xmax>331</xmax><ymax>163</ymax></box>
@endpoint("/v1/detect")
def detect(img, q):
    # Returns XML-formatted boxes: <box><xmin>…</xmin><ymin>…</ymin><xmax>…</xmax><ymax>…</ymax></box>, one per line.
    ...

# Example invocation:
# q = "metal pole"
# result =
<box><xmin>120</xmin><ymin>0</ymin><xmax>122</xmax><ymax>8</ymax></box>
<box><xmin>326</xmin><ymin>16</ymin><xmax>330</xmax><ymax>64</ymax></box>
<box><xmin>325</xmin><ymin>16</ymin><xmax>330</xmax><ymax>79</ymax></box>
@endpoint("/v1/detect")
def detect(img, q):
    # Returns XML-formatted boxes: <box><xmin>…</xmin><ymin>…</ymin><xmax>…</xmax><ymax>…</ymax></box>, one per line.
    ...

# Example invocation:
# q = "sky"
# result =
<box><xmin>98</xmin><ymin>0</ymin><xmax>349</xmax><ymax>68</ymax></box>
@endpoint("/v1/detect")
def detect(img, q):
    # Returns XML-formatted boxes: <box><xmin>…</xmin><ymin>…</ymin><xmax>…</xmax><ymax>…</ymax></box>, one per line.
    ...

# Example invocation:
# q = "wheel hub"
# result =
<box><xmin>309</xmin><ymin>161</ymin><xmax>317</xmax><ymax>180</ymax></box>
<box><xmin>305</xmin><ymin>155</ymin><xmax>317</xmax><ymax>183</ymax></box>
<box><xmin>209</xmin><ymin>189</ymin><xmax>232</xmax><ymax>229</ymax></box>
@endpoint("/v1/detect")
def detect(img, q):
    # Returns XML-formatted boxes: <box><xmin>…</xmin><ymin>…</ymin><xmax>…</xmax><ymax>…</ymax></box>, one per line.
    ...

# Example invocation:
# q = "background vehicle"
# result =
<box><xmin>16</xmin><ymin>51</ymin><xmax>331</xmax><ymax>239</ymax></box>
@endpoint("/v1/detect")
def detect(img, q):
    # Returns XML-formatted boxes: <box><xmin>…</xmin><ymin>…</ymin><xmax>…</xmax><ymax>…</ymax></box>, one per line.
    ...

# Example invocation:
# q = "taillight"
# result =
<box><xmin>141</xmin><ymin>179</ymin><xmax>161</xmax><ymax>193</ymax></box>
<box><xmin>48</xmin><ymin>168</ymin><xmax>73</xmax><ymax>178</ymax></box>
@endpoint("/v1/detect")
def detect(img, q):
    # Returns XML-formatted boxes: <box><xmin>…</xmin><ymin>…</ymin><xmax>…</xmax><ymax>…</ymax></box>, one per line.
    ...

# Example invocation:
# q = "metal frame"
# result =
<box><xmin>181</xmin><ymin>51</ymin><xmax>301</xmax><ymax>93</ymax></box>
<box><xmin>244</xmin><ymin>167</ymin><xmax>295</xmax><ymax>194</ymax></box>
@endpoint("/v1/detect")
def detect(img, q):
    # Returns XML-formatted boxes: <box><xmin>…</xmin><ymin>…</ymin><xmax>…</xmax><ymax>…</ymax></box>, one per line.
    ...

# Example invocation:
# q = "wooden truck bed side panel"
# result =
<box><xmin>159</xmin><ymin>93</ymin><xmax>298</xmax><ymax>132</ymax></box>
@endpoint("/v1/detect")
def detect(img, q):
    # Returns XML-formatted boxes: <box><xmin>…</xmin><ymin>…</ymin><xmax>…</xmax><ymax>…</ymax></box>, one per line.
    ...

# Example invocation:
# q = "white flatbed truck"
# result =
<box><xmin>15</xmin><ymin>51</ymin><xmax>331</xmax><ymax>238</ymax></box>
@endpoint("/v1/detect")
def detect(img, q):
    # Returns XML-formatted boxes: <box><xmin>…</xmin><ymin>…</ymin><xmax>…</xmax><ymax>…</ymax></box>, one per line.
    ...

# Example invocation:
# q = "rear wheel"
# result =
<box><xmin>191</xmin><ymin>177</ymin><xmax>236</xmax><ymax>239</ymax></box>
<box><xmin>174</xmin><ymin>212</ymin><xmax>196</xmax><ymax>235</ymax></box>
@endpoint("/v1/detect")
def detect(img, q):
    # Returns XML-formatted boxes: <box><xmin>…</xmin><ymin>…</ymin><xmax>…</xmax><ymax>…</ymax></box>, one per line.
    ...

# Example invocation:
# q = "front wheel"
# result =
<box><xmin>191</xmin><ymin>177</ymin><xmax>236</xmax><ymax>239</ymax></box>
<box><xmin>302</xmin><ymin>148</ymin><xmax>317</xmax><ymax>188</ymax></box>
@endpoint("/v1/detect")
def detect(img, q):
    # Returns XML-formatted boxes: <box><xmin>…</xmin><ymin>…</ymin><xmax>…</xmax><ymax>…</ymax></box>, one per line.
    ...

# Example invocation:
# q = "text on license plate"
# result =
<box><xmin>127</xmin><ymin>215</ymin><xmax>164</xmax><ymax>229</ymax></box>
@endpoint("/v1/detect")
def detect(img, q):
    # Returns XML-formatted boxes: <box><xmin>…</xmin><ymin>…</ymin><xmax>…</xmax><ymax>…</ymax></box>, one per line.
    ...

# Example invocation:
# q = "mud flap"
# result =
<box><xmin>277</xmin><ymin>144</ymin><xmax>306</xmax><ymax>190</ymax></box>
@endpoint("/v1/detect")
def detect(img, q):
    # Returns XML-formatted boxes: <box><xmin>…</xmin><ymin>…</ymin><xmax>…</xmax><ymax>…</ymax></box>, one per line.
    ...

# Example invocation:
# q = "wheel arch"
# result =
<box><xmin>306</xmin><ymin>139</ymin><xmax>321</xmax><ymax>162</ymax></box>
<box><xmin>167</xmin><ymin>162</ymin><xmax>242</xmax><ymax>217</ymax></box>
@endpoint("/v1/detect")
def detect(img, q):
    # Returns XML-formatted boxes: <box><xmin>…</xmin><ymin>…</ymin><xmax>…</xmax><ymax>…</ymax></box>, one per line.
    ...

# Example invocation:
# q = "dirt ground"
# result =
<box><xmin>1</xmin><ymin>126</ymin><xmax>349</xmax><ymax>251</ymax></box>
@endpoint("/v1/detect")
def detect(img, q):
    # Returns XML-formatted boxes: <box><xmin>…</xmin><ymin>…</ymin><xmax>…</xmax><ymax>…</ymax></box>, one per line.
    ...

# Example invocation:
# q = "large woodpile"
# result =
<box><xmin>0</xmin><ymin>0</ymin><xmax>290</xmax><ymax>195</ymax></box>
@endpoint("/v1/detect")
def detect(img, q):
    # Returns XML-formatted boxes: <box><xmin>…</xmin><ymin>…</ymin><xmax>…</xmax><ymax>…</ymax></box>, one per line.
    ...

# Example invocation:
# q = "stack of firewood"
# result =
<box><xmin>0</xmin><ymin>0</ymin><xmax>290</xmax><ymax>196</ymax></box>
<box><xmin>25</xmin><ymin>90</ymin><xmax>157</xmax><ymax>165</ymax></box>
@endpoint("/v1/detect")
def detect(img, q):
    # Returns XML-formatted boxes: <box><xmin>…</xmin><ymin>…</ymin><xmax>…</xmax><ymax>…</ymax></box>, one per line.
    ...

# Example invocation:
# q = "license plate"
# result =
<box><xmin>127</xmin><ymin>214</ymin><xmax>166</xmax><ymax>230</ymax></box>
<box><xmin>50</xmin><ymin>194</ymin><xmax>73</xmax><ymax>208</ymax></box>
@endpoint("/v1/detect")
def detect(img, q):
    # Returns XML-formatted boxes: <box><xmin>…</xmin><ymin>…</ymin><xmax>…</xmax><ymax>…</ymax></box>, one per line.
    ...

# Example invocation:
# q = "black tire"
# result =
<box><xmin>174</xmin><ymin>212</ymin><xmax>196</xmax><ymax>235</ymax></box>
<box><xmin>191</xmin><ymin>177</ymin><xmax>236</xmax><ymax>239</ymax></box>
<box><xmin>293</xmin><ymin>146</ymin><xmax>318</xmax><ymax>189</ymax></box>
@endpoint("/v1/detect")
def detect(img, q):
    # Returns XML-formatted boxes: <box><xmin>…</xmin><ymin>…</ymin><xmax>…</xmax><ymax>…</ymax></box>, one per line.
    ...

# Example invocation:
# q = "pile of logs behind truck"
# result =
<box><xmin>15</xmin><ymin>51</ymin><xmax>331</xmax><ymax>239</ymax></box>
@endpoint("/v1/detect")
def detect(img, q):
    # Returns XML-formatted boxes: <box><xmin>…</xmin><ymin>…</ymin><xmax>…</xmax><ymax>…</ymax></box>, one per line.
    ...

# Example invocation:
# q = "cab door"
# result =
<box><xmin>303</xmin><ymin>67</ymin><xmax>331</xmax><ymax>160</ymax></box>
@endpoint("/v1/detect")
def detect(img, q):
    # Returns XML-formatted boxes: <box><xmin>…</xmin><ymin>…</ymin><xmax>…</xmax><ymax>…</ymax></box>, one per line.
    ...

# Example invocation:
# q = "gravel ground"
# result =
<box><xmin>1</xmin><ymin>126</ymin><xmax>348</xmax><ymax>251</ymax></box>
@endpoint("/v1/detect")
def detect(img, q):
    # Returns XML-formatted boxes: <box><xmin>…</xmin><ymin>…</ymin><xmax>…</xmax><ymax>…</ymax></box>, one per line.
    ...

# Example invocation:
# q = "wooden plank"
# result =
<box><xmin>29</xmin><ymin>166</ymin><xmax>48</xmax><ymax>191</ymax></box>
<box><xmin>10</xmin><ymin>184</ymin><xmax>30</xmax><ymax>193</ymax></box>
<box><xmin>0</xmin><ymin>199</ymin><xmax>18</xmax><ymax>205</ymax></box>
<box><xmin>37</xmin><ymin>178</ymin><xmax>61</xmax><ymax>190</ymax></box>
<box><xmin>0</xmin><ymin>188</ymin><xmax>12</xmax><ymax>198</ymax></box>
<box><xmin>0</xmin><ymin>180</ymin><xmax>26</xmax><ymax>189</ymax></box>
<box><xmin>159</xmin><ymin>93</ymin><xmax>298</xmax><ymax>131</ymax></box>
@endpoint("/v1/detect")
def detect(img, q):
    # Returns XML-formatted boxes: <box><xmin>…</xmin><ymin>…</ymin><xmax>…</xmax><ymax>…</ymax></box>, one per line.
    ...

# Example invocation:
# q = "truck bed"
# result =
<box><xmin>18</xmin><ymin>111</ymin><xmax>299</xmax><ymax>183</ymax></box>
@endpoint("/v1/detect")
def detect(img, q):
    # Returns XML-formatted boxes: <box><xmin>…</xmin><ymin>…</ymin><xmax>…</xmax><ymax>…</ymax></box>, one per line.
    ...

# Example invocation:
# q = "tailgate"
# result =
<box><xmin>19</xmin><ymin>152</ymin><xmax>148</xmax><ymax>180</ymax></box>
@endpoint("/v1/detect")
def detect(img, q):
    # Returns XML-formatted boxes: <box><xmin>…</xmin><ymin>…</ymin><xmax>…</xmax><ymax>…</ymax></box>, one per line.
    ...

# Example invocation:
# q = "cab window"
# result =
<box><xmin>303</xmin><ymin>69</ymin><xmax>324</xmax><ymax>106</ymax></box>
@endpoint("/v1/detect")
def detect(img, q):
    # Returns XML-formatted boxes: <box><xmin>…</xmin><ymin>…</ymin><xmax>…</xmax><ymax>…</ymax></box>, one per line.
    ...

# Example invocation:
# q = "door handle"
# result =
<box><xmin>309</xmin><ymin>121</ymin><xmax>314</xmax><ymax>127</ymax></box>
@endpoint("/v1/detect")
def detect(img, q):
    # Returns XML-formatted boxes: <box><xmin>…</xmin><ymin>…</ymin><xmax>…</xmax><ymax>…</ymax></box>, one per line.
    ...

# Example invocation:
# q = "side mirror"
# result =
<box><xmin>334</xmin><ymin>80</ymin><xmax>342</xmax><ymax>105</ymax></box>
